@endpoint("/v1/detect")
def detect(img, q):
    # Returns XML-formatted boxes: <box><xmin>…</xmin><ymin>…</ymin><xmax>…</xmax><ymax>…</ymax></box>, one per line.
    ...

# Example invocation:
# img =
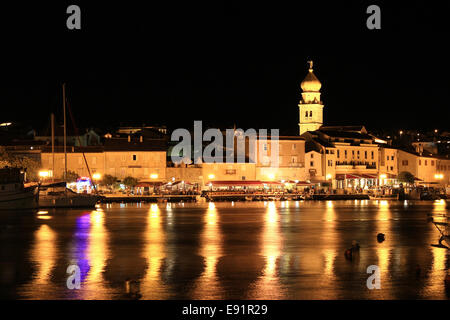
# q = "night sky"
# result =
<box><xmin>1</xmin><ymin>1</ymin><xmax>449</xmax><ymax>135</ymax></box>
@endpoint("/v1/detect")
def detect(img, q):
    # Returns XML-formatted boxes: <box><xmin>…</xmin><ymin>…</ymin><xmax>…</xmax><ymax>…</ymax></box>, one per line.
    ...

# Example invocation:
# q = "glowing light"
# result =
<box><xmin>150</xmin><ymin>173</ymin><xmax>158</xmax><ymax>179</ymax></box>
<box><xmin>326</xmin><ymin>174</ymin><xmax>332</xmax><ymax>180</ymax></box>
<box><xmin>208</xmin><ymin>174</ymin><xmax>215</xmax><ymax>180</ymax></box>
<box><xmin>208</xmin><ymin>202</ymin><xmax>216</xmax><ymax>210</ymax></box>
<box><xmin>39</xmin><ymin>171</ymin><xmax>49</xmax><ymax>178</ymax></box>
<box><xmin>267</xmin><ymin>173</ymin><xmax>275</xmax><ymax>180</ymax></box>
<box><xmin>379</xmin><ymin>174</ymin><xmax>387</xmax><ymax>179</ymax></box>
<box><xmin>434</xmin><ymin>174</ymin><xmax>444</xmax><ymax>179</ymax></box>
<box><xmin>92</xmin><ymin>173</ymin><xmax>101</xmax><ymax>180</ymax></box>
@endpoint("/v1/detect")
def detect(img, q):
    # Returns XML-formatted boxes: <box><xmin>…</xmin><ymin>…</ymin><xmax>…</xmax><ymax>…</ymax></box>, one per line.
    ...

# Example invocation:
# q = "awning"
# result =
<box><xmin>208</xmin><ymin>180</ymin><xmax>263</xmax><ymax>186</ymax></box>
<box><xmin>261</xmin><ymin>181</ymin><xmax>283</xmax><ymax>185</ymax></box>
<box><xmin>414</xmin><ymin>177</ymin><xmax>423</xmax><ymax>181</ymax></box>
<box><xmin>168</xmin><ymin>180</ymin><xmax>195</xmax><ymax>186</ymax></box>
<box><xmin>295</xmin><ymin>181</ymin><xmax>314</xmax><ymax>186</ymax></box>
<box><xmin>335</xmin><ymin>174</ymin><xmax>364</xmax><ymax>180</ymax></box>
<box><xmin>136</xmin><ymin>181</ymin><xmax>164</xmax><ymax>187</ymax></box>
<box><xmin>359</xmin><ymin>174</ymin><xmax>378</xmax><ymax>179</ymax></box>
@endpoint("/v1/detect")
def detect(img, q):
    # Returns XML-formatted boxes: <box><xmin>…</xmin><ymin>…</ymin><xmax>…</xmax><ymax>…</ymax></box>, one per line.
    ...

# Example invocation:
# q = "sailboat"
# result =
<box><xmin>38</xmin><ymin>84</ymin><xmax>100</xmax><ymax>208</ymax></box>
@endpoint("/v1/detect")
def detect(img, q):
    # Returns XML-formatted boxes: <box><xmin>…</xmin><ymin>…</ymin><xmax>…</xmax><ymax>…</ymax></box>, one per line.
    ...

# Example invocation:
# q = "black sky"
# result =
<box><xmin>1</xmin><ymin>1</ymin><xmax>449</xmax><ymax>135</ymax></box>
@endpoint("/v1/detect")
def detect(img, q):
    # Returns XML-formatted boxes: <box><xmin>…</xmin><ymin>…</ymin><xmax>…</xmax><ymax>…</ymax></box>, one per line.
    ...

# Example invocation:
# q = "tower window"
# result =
<box><xmin>305</xmin><ymin>111</ymin><xmax>308</xmax><ymax>118</ymax></box>
<box><xmin>309</xmin><ymin>111</ymin><xmax>312</xmax><ymax>117</ymax></box>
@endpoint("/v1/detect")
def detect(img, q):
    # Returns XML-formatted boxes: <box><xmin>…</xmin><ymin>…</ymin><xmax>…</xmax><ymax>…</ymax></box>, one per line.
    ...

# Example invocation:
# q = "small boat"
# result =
<box><xmin>39</xmin><ymin>182</ymin><xmax>100</xmax><ymax>208</ymax></box>
<box><xmin>369</xmin><ymin>194</ymin><xmax>399</xmax><ymax>200</ymax></box>
<box><xmin>0</xmin><ymin>167</ymin><xmax>39</xmax><ymax>210</ymax></box>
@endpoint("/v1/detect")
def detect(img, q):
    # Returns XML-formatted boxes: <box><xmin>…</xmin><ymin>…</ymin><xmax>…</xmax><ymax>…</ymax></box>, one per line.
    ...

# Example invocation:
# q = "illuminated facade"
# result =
<box><xmin>299</xmin><ymin>61</ymin><xmax>324</xmax><ymax>135</ymax></box>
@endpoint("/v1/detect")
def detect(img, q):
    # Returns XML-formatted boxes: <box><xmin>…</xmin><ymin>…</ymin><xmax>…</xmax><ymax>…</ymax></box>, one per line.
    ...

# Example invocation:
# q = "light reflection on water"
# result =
<box><xmin>0</xmin><ymin>200</ymin><xmax>449</xmax><ymax>299</ymax></box>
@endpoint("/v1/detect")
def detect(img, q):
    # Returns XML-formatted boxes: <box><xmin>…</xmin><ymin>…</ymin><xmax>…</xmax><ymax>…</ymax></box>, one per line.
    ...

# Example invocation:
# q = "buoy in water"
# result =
<box><xmin>445</xmin><ymin>274</ymin><xmax>450</xmax><ymax>287</ymax></box>
<box><xmin>344</xmin><ymin>249</ymin><xmax>352</xmax><ymax>260</ymax></box>
<box><xmin>377</xmin><ymin>233</ymin><xmax>385</xmax><ymax>243</ymax></box>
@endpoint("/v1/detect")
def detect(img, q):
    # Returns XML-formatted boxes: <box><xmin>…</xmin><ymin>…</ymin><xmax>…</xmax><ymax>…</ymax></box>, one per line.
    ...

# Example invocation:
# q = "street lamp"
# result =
<box><xmin>92</xmin><ymin>173</ymin><xmax>101</xmax><ymax>180</ymax></box>
<box><xmin>39</xmin><ymin>170</ymin><xmax>49</xmax><ymax>181</ymax></box>
<box><xmin>150</xmin><ymin>173</ymin><xmax>158</xmax><ymax>179</ymax></box>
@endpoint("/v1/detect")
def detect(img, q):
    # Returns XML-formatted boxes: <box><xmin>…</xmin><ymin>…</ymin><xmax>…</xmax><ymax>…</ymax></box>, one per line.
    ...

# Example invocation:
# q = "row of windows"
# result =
<box><xmin>305</xmin><ymin>111</ymin><xmax>313</xmax><ymax>117</ymax></box>
<box><xmin>337</xmin><ymin>150</ymin><xmax>375</xmax><ymax>160</ymax></box>
<box><xmin>386</xmin><ymin>155</ymin><xmax>395</xmax><ymax>161</ymax></box>
<box><xmin>419</xmin><ymin>159</ymin><xmax>435</xmax><ymax>166</ymax></box>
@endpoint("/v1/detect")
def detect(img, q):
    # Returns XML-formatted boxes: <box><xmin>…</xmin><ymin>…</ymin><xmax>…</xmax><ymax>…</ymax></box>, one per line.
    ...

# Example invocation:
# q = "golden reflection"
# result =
<box><xmin>27</xmin><ymin>224</ymin><xmax>57</xmax><ymax>298</ymax></box>
<box><xmin>193</xmin><ymin>202</ymin><xmax>223</xmax><ymax>299</ymax></box>
<box><xmin>250</xmin><ymin>201</ymin><xmax>282</xmax><ymax>298</ymax></box>
<box><xmin>83</xmin><ymin>210</ymin><xmax>110</xmax><ymax>299</ymax></box>
<box><xmin>425</xmin><ymin>246</ymin><xmax>447</xmax><ymax>295</ymax></box>
<box><xmin>141</xmin><ymin>204</ymin><xmax>167</xmax><ymax>299</ymax></box>
<box><xmin>377</xmin><ymin>200</ymin><xmax>390</xmax><ymax>221</ymax></box>
<box><xmin>319</xmin><ymin>199</ymin><xmax>338</xmax><ymax>298</ymax></box>
<box><xmin>426</xmin><ymin>205</ymin><xmax>448</xmax><ymax>296</ymax></box>
<box><xmin>374</xmin><ymin>201</ymin><xmax>393</xmax><ymax>299</ymax></box>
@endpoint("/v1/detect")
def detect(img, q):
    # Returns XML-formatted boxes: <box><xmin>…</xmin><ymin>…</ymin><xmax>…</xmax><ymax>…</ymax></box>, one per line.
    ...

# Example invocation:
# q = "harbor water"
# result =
<box><xmin>0</xmin><ymin>200</ymin><xmax>449</xmax><ymax>299</ymax></box>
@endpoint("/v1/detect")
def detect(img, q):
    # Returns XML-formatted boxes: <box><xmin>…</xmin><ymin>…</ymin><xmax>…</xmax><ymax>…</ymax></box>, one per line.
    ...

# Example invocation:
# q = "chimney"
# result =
<box><xmin>140</xmin><ymin>136</ymin><xmax>143</xmax><ymax>143</ymax></box>
<box><xmin>128</xmin><ymin>135</ymin><xmax>131</xmax><ymax>143</ymax></box>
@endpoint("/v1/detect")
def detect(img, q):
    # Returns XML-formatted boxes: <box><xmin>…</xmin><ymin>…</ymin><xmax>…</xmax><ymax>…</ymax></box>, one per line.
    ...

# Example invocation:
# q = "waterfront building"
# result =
<box><xmin>253</xmin><ymin>136</ymin><xmax>307</xmax><ymax>182</ymax></box>
<box><xmin>40</xmin><ymin>132</ymin><xmax>167</xmax><ymax>181</ymax></box>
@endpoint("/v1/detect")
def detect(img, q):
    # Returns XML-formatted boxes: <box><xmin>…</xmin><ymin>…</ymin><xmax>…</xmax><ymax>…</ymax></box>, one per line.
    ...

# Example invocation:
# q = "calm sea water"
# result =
<box><xmin>0</xmin><ymin>200</ymin><xmax>449</xmax><ymax>300</ymax></box>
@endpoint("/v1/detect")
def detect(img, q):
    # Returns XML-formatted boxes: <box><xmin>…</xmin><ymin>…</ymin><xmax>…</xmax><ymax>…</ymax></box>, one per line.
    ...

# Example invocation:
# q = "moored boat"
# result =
<box><xmin>0</xmin><ymin>167</ymin><xmax>39</xmax><ymax>210</ymax></box>
<box><xmin>39</xmin><ymin>182</ymin><xmax>100</xmax><ymax>208</ymax></box>
<box><xmin>369</xmin><ymin>194</ymin><xmax>399</xmax><ymax>200</ymax></box>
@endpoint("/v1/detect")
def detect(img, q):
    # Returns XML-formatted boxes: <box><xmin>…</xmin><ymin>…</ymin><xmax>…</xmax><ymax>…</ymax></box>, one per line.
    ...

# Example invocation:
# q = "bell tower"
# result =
<box><xmin>299</xmin><ymin>60</ymin><xmax>324</xmax><ymax>135</ymax></box>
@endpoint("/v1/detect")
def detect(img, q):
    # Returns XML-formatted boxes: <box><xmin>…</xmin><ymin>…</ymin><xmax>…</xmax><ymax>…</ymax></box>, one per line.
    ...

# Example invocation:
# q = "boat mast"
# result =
<box><xmin>63</xmin><ymin>83</ymin><xmax>67</xmax><ymax>181</ymax></box>
<box><xmin>51</xmin><ymin>113</ymin><xmax>55</xmax><ymax>183</ymax></box>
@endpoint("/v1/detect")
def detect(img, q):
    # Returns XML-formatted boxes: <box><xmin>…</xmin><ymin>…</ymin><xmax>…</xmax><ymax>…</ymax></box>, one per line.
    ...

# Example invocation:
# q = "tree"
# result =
<box><xmin>65</xmin><ymin>170</ymin><xmax>79</xmax><ymax>183</ymax></box>
<box><xmin>101</xmin><ymin>174</ymin><xmax>118</xmax><ymax>188</ymax></box>
<box><xmin>0</xmin><ymin>147</ymin><xmax>40</xmax><ymax>181</ymax></box>
<box><xmin>397</xmin><ymin>171</ymin><xmax>415</xmax><ymax>185</ymax></box>
<box><xmin>123</xmin><ymin>176</ymin><xmax>138</xmax><ymax>189</ymax></box>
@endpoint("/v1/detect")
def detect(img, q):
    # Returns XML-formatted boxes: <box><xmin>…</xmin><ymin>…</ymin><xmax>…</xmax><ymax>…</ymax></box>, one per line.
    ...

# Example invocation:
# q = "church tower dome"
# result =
<box><xmin>300</xmin><ymin>64</ymin><xmax>322</xmax><ymax>92</ymax></box>
<box><xmin>298</xmin><ymin>60</ymin><xmax>324</xmax><ymax>135</ymax></box>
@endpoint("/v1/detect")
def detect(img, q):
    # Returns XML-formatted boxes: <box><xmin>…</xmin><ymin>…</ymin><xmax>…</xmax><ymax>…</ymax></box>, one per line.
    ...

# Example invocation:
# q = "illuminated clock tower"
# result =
<box><xmin>299</xmin><ymin>61</ymin><xmax>324</xmax><ymax>135</ymax></box>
